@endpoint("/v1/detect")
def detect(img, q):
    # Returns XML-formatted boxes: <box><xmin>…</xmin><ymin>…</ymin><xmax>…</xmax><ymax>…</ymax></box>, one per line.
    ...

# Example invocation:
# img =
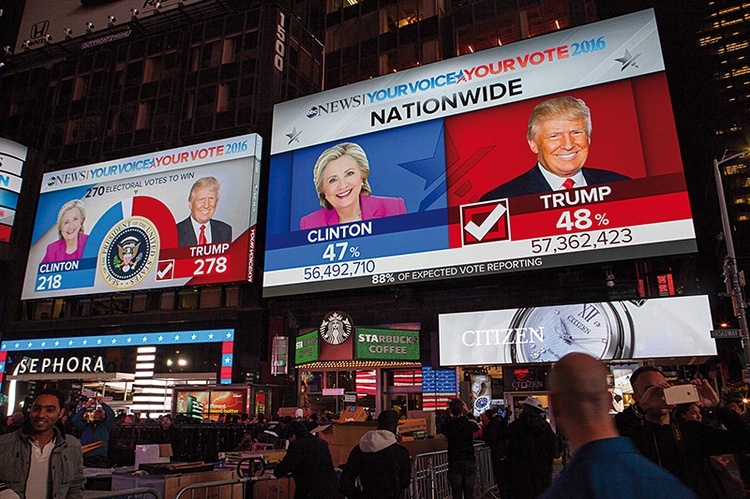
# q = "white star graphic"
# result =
<box><xmin>82</xmin><ymin>340</ymin><xmax>88</xmax><ymax>345</ymax></box>
<box><xmin>68</xmin><ymin>340</ymin><xmax>73</xmax><ymax>346</ymax></box>
<box><xmin>191</xmin><ymin>334</ymin><xmax>197</xmax><ymax>340</ymax></box>
<box><xmin>127</xmin><ymin>337</ymin><xmax>132</xmax><ymax>343</ymax></box>
<box><xmin>54</xmin><ymin>341</ymin><xmax>59</xmax><ymax>346</ymax></box>
<box><xmin>0</xmin><ymin>343</ymin><xmax>5</xmax><ymax>350</ymax></box>
<box><xmin>208</xmin><ymin>333</ymin><xmax>214</xmax><ymax>339</ymax></box>
<box><xmin>111</xmin><ymin>339</ymin><xmax>117</xmax><ymax>344</ymax></box>
<box><xmin>224</xmin><ymin>357</ymin><xmax>231</xmax><ymax>364</ymax></box>
<box><xmin>27</xmin><ymin>342</ymin><xmax>32</xmax><ymax>347</ymax></box>
<box><xmin>142</xmin><ymin>336</ymin><xmax>148</xmax><ymax>342</ymax></box>
<box><xmin>14</xmin><ymin>343</ymin><xmax>19</xmax><ymax>348</ymax></box>
<box><xmin>41</xmin><ymin>342</ymin><xmax>46</xmax><ymax>347</ymax></box>
<box><xmin>174</xmin><ymin>335</ymin><xmax>180</xmax><ymax>341</ymax></box>
<box><xmin>226</xmin><ymin>332</ymin><xmax>232</xmax><ymax>338</ymax></box>
<box><xmin>158</xmin><ymin>335</ymin><xmax>163</xmax><ymax>341</ymax></box>
<box><xmin>97</xmin><ymin>339</ymin><xmax>102</xmax><ymax>344</ymax></box>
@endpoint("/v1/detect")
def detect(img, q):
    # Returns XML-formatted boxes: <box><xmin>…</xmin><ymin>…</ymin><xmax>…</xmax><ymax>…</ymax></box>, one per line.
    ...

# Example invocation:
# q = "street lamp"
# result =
<box><xmin>714</xmin><ymin>149</ymin><xmax>750</xmax><ymax>379</ymax></box>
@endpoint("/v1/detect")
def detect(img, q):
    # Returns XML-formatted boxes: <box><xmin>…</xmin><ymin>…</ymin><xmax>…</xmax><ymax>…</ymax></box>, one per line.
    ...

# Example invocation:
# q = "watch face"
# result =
<box><xmin>510</xmin><ymin>303</ymin><xmax>617</xmax><ymax>363</ymax></box>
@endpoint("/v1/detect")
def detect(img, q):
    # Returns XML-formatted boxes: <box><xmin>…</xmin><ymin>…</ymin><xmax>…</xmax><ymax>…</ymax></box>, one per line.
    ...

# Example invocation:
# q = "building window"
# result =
<box><xmin>178</xmin><ymin>289</ymin><xmax>199</xmax><ymax>310</ymax></box>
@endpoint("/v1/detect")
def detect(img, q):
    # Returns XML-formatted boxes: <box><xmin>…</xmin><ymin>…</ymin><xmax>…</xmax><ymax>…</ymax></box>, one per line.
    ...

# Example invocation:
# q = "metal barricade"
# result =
<box><xmin>173</xmin><ymin>476</ymin><xmax>294</xmax><ymax>499</ymax></box>
<box><xmin>174</xmin><ymin>478</ymin><xmax>248</xmax><ymax>499</ymax></box>
<box><xmin>82</xmin><ymin>487</ymin><xmax>162</xmax><ymax>499</ymax></box>
<box><xmin>474</xmin><ymin>445</ymin><xmax>499</xmax><ymax>499</ymax></box>
<box><xmin>408</xmin><ymin>444</ymin><xmax>497</xmax><ymax>499</ymax></box>
<box><xmin>410</xmin><ymin>449</ymin><xmax>451</xmax><ymax>499</ymax></box>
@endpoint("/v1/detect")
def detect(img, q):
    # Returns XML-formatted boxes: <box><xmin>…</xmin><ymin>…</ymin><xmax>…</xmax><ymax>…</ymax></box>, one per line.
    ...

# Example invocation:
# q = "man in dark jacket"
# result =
<box><xmin>616</xmin><ymin>365</ymin><xmax>750</xmax><ymax>498</ymax></box>
<box><xmin>71</xmin><ymin>396</ymin><xmax>114</xmax><ymax>467</ymax></box>
<box><xmin>274</xmin><ymin>420</ymin><xmax>340</xmax><ymax>499</ymax></box>
<box><xmin>441</xmin><ymin>398</ymin><xmax>480</xmax><ymax>499</ymax></box>
<box><xmin>339</xmin><ymin>409</ymin><xmax>411</xmax><ymax>499</ymax></box>
<box><xmin>505</xmin><ymin>397</ymin><xmax>559</xmax><ymax>499</ymax></box>
<box><xmin>481</xmin><ymin>409</ymin><xmax>509</xmax><ymax>499</ymax></box>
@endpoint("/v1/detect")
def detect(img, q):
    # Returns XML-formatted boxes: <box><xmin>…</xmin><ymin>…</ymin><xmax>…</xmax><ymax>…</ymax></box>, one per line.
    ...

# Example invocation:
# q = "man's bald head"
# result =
<box><xmin>550</xmin><ymin>353</ymin><xmax>612</xmax><ymax>423</ymax></box>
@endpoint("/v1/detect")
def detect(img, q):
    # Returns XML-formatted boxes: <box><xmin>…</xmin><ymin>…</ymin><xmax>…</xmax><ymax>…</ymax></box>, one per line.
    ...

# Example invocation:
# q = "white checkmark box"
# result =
<box><xmin>464</xmin><ymin>203</ymin><xmax>507</xmax><ymax>241</ymax></box>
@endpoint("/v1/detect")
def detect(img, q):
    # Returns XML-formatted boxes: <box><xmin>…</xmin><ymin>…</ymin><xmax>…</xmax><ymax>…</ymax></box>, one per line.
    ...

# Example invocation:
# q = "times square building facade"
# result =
<box><xmin>0</xmin><ymin>0</ymin><xmax>721</xmax><ymax>420</ymax></box>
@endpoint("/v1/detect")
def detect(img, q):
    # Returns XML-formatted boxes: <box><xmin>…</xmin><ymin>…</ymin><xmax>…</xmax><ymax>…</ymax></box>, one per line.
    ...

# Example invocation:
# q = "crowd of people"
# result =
<box><xmin>4</xmin><ymin>356</ymin><xmax>750</xmax><ymax>498</ymax></box>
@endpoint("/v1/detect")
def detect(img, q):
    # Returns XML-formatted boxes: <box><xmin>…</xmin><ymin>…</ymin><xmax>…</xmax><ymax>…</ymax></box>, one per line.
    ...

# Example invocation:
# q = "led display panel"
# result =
<box><xmin>0</xmin><ymin>138</ymin><xmax>27</xmax><ymax>243</ymax></box>
<box><xmin>263</xmin><ymin>10</ymin><xmax>696</xmax><ymax>297</ymax></box>
<box><xmin>22</xmin><ymin>135</ymin><xmax>261</xmax><ymax>299</ymax></box>
<box><xmin>438</xmin><ymin>295</ymin><xmax>715</xmax><ymax>366</ymax></box>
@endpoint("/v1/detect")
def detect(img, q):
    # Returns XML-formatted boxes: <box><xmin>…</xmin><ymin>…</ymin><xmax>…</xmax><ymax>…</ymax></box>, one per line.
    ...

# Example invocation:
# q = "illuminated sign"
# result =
<box><xmin>263</xmin><ymin>10</ymin><xmax>696</xmax><ymax>297</ymax></box>
<box><xmin>295</xmin><ymin>330</ymin><xmax>319</xmax><ymax>365</ymax></box>
<box><xmin>355</xmin><ymin>327</ymin><xmax>419</xmax><ymax>360</ymax></box>
<box><xmin>0</xmin><ymin>138</ymin><xmax>27</xmax><ymax>244</ymax></box>
<box><xmin>0</xmin><ymin>329</ymin><xmax>235</xmax><ymax>386</ymax></box>
<box><xmin>174</xmin><ymin>389</ymin><xmax>247</xmax><ymax>416</ymax></box>
<box><xmin>438</xmin><ymin>295</ymin><xmax>715</xmax><ymax>366</ymax></box>
<box><xmin>13</xmin><ymin>355</ymin><xmax>105</xmax><ymax>375</ymax></box>
<box><xmin>22</xmin><ymin>135</ymin><xmax>262</xmax><ymax>299</ymax></box>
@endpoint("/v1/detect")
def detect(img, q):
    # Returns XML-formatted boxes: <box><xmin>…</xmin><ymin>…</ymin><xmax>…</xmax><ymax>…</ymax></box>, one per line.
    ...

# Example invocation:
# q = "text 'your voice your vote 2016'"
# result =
<box><xmin>22</xmin><ymin>135</ymin><xmax>262</xmax><ymax>300</ymax></box>
<box><xmin>263</xmin><ymin>9</ymin><xmax>695</xmax><ymax>297</ymax></box>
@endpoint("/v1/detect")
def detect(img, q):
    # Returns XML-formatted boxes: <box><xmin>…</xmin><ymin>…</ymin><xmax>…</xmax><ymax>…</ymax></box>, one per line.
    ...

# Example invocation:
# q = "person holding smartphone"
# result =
<box><xmin>70</xmin><ymin>396</ymin><xmax>115</xmax><ymax>467</ymax></box>
<box><xmin>616</xmin><ymin>366</ymin><xmax>750</xmax><ymax>498</ymax></box>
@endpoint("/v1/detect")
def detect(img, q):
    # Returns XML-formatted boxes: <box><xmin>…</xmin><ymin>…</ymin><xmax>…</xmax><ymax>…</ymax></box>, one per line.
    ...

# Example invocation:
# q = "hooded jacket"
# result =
<box><xmin>0</xmin><ymin>426</ymin><xmax>84</xmax><ymax>499</ymax></box>
<box><xmin>339</xmin><ymin>430</ymin><xmax>411</xmax><ymax>499</ymax></box>
<box><xmin>505</xmin><ymin>410</ymin><xmax>558</xmax><ymax>499</ymax></box>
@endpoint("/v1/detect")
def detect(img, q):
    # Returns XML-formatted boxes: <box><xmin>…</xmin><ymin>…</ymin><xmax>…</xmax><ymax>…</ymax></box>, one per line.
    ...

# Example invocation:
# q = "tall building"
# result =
<box><xmin>0</xmin><ymin>0</ymin><xmax>711</xmax><ymax>418</ymax></box>
<box><xmin>698</xmin><ymin>1</ymin><xmax>750</xmax><ymax>239</ymax></box>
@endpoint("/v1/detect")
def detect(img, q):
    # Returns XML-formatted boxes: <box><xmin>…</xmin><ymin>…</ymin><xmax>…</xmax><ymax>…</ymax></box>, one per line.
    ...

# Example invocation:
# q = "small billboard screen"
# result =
<box><xmin>0</xmin><ymin>138</ymin><xmax>27</xmax><ymax>244</ymax></box>
<box><xmin>22</xmin><ymin>135</ymin><xmax>262</xmax><ymax>299</ymax></box>
<box><xmin>438</xmin><ymin>295</ymin><xmax>715</xmax><ymax>365</ymax></box>
<box><xmin>263</xmin><ymin>10</ymin><xmax>695</xmax><ymax>297</ymax></box>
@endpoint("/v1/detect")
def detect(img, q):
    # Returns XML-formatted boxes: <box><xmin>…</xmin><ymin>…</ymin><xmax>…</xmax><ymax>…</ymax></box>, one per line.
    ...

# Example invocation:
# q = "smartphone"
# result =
<box><xmin>663</xmin><ymin>384</ymin><xmax>700</xmax><ymax>405</ymax></box>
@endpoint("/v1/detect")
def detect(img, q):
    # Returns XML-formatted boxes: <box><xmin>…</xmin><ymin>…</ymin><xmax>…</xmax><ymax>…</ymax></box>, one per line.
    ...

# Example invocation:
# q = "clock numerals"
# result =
<box><xmin>579</xmin><ymin>303</ymin><xmax>601</xmax><ymax>322</ymax></box>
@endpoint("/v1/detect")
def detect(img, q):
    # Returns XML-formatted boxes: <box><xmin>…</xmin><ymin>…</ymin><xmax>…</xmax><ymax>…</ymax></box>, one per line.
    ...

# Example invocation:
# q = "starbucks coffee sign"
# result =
<box><xmin>355</xmin><ymin>328</ymin><xmax>420</xmax><ymax>361</ymax></box>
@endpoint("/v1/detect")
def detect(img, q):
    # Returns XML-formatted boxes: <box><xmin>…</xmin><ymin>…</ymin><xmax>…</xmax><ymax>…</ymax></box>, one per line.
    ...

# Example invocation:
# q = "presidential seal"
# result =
<box><xmin>319</xmin><ymin>311</ymin><xmax>353</xmax><ymax>345</ymax></box>
<box><xmin>99</xmin><ymin>217</ymin><xmax>158</xmax><ymax>289</ymax></box>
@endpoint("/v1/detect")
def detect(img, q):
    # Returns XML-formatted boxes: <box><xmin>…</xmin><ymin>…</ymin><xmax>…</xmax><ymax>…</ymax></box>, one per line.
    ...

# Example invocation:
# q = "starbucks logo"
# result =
<box><xmin>319</xmin><ymin>311</ymin><xmax>353</xmax><ymax>345</ymax></box>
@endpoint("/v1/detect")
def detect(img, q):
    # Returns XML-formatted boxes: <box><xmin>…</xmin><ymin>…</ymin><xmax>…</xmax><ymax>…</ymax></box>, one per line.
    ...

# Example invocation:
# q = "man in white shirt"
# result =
<box><xmin>0</xmin><ymin>388</ymin><xmax>84</xmax><ymax>498</ymax></box>
<box><xmin>481</xmin><ymin>96</ymin><xmax>630</xmax><ymax>201</ymax></box>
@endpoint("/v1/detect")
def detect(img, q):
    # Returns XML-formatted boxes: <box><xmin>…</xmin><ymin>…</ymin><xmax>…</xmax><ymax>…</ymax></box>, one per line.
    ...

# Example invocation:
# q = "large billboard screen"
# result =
<box><xmin>0</xmin><ymin>138</ymin><xmax>26</xmax><ymax>243</ymax></box>
<box><xmin>438</xmin><ymin>295</ymin><xmax>715</xmax><ymax>366</ymax></box>
<box><xmin>13</xmin><ymin>0</ymin><xmax>201</xmax><ymax>53</ymax></box>
<box><xmin>22</xmin><ymin>135</ymin><xmax>261</xmax><ymax>299</ymax></box>
<box><xmin>263</xmin><ymin>10</ymin><xmax>696</xmax><ymax>297</ymax></box>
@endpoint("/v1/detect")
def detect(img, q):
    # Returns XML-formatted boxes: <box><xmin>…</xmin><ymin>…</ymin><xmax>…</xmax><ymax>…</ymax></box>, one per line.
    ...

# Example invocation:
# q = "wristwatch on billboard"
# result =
<box><xmin>506</xmin><ymin>302</ymin><xmax>634</xmax><ymax>363</ymax></box>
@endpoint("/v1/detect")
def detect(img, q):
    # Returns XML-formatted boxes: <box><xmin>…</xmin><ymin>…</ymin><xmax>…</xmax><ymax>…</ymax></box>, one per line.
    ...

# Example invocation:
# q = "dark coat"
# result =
<box><xmin>505</xmin><ymin>411</ymin><xmax>558</xmax><ymax>499</ymax></box>
<box><xmin>482</xmin><ymin>416</ymin><xmax>509</xmax><ymax>462</ymax></box>
<box><xmin>616</xmin><ymin>405</ymin><xmax>750</xmax><ymax>498</ymax></box>
<box><xmin>339</xmin><ymin>430</ymin><xmax>411</xmax><ymax>499</ymax></box>
<box><xmin>273</xmin><ymin>431</ymin><xmax>340</xmax><ymax>499</ymax></box>
<box><xmin>441</xmin><ymin>416</ymin><xmax>480</xmax><ymax>463</ymax></box>
<box><xmin>176</xmin><ymin>217</ymin><xmax>232</xmax><ymax>247</ymax></box>
<box><xmin>480</xmin><ymin>165</ymin><xmax>630</xmax><ymax>201</ymax></box>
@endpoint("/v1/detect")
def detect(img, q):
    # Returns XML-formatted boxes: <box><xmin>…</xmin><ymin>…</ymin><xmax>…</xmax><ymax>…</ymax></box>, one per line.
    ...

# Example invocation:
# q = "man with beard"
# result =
<box><xmin>616</xmin><ymin>365</ymin><xmax>750</xmax><ymax>497</ymax></box>
<box><xmin>0</xmin><ymin>388</ymin><xmax>84</xmax><ymax>498</ymax></box>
